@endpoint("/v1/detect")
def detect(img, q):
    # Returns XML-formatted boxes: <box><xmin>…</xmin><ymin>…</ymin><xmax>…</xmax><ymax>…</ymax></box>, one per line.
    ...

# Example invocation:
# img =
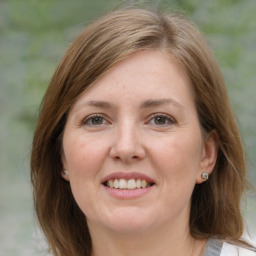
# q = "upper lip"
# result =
<box><xmin>101</xmin><ymin>172</ymin><xmax>155</xmax><ymax>184</ymax></box>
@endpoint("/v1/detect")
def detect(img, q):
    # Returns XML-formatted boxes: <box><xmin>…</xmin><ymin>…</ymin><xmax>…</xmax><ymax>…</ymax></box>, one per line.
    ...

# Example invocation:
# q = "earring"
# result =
<box><xmin>63</xmin><ymin>170</ymin><xmax>68</xmax><ymax>176</ymax></box>
<box><xmin>201</xmin><ymin>172</ymin><xmax>209</xmax><ymax>180</ymax></box>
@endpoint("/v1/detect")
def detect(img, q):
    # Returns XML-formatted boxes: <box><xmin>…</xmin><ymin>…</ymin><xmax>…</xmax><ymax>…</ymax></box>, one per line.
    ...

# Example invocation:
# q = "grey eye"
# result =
<box><xmin>148</xmin><ymin>114</ymin><xmax>175</xmax><ymax>126</ymax></box>
<box><xmin>83</xmin><ymin>115</ymin><xmax>108</xmax><ymax>126</ymax></box>
<box><xmin>154</xmin><ymin>116</ymin><xmax>167</xmax><ymax>125</ymax></box>
<box><xmin>91</xmin><ymin>117</ymin><xmax>104</xmax><ymax>125</ymax></box>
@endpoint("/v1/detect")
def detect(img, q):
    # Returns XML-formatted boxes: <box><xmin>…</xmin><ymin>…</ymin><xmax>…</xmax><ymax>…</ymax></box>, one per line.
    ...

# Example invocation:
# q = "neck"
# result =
<box><xmin>89</xmin><ymin>221</ymin><xmax>206</xmax><ymax>256</ymax></box>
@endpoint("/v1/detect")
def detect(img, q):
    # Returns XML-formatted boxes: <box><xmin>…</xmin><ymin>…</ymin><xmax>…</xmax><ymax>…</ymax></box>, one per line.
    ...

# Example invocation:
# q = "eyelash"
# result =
<box><xmin>81</xmin><ymin>113</ymin><xmax>175</xmax><ymax>127</ymax></box>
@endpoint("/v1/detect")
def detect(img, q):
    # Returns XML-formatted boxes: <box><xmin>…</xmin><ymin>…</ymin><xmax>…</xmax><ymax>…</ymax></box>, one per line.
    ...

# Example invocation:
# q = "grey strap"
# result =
<box><xmin>202</xmin><ymin>239</ymin><xmax>223</xmax><ymax>256</ymax></box>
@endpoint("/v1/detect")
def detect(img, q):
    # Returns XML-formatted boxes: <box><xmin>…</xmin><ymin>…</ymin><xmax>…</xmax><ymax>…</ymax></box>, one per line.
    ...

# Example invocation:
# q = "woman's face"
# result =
<box><xmin>62</xmin><ymin>50</ymin><xmax>217</xmax><ymax>235</ymax></box>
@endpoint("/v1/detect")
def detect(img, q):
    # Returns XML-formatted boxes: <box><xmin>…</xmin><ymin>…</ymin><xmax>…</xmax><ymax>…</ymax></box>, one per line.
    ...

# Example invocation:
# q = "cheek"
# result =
<box><xmin>63</xmin><ymin>133</ymin><xmax>109</xmax><ymax>177</ymax></box>
<box><xmin>148</xmin><ymin>134</ymin><xmax>202</xmax><ymax>217</ymax></box>
<box><xmin>148</xmin><ymin>129</ymin><xmax>203</xmax><ymax>206</ymax></box>
<box><xmin>150</xmin><ymin>132</ymin><xmax>203</xmax><ymax>174</ymax></box>
<box><xmin>62</xmin><ymin>135</ymin><xmax>109</xmax><ymax>216</ymax></box>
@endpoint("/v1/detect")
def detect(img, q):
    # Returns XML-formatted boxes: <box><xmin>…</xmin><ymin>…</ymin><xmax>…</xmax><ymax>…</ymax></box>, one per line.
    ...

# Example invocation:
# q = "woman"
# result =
<box><xmin>31</xmin><ymin>8</ymin><xmax>256</xmax><ymax>256</ymax></box>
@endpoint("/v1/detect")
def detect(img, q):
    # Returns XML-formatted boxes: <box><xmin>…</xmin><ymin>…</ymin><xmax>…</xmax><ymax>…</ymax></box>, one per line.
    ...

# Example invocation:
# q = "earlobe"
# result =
<box><xmin>61</xmin><ymin>169</ymin><xmax>70</xmax><ymax>181</ymax></box>
<box><xmin>196</xmin><ymin>130</ymin><xmax>218</xmax><ymax>184</ymax></box>
<box><xmin>61</xmin><ymin>153</ymin><xmax>69</xmax><ymax>181</ymax></box>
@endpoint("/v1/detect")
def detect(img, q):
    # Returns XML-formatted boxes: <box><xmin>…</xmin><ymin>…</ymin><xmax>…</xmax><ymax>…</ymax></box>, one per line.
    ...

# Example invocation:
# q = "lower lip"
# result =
<box><xmin>102</xmin><ymin>185</ymin><xmax>155</xmax><ymax>199</ymax></box>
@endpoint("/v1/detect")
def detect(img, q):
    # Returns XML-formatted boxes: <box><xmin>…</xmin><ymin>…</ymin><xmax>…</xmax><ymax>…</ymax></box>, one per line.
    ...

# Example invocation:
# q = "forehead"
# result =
<box><xmin>71</xmin><ymin>50</ymin><xmax>194</xmax><ymax>111</ymax></box>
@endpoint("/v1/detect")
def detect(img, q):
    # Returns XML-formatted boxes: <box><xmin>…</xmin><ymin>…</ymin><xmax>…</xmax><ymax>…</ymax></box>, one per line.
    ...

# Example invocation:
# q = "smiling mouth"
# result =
<box><xmin>103</xmin><ymin>178</ymin><xmax>154</xmax><ymax>190</ymax></box>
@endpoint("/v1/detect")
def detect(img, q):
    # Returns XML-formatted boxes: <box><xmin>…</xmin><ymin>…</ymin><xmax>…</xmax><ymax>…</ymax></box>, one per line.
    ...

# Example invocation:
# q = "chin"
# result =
<box><xmin>107</xmin><ymin>221</ymin><xmax>150</xmax><ymax>235</ymax></box>
<box><xmin>103</xmin><ymin>206</ymin><xmax>154</xmax><ymax>234</ymax></box>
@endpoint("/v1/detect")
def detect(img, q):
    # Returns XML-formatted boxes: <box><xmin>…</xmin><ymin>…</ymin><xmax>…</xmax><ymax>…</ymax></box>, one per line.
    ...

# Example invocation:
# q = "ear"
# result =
<box><xmin>196</xmin><ymin>130</ymin><xmax>218</xmax><ymax>184</ymax></box>
<box><xmin>61</xmin><ymin>154</ymin><xmax>70</xmax><ymax>181</ymax></box>
<box><xmin>61</xmin><ymin>169</ymin><xmax>70</xmax><ymax>181</ymax></box>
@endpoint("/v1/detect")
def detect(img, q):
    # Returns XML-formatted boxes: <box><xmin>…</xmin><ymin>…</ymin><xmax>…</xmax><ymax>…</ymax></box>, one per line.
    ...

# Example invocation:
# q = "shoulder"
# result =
<box><xmin>220</xmin><ymin>242</ymin><xmax>256</xmax><ymax>256</ymax></box>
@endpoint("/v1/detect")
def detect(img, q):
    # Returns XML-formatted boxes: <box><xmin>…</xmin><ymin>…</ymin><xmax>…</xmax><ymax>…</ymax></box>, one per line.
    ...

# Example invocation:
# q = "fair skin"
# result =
<box><xmin>62</xmin><ymin>50</ymin><xmax>218</xmax><ymax>256</ymax></box>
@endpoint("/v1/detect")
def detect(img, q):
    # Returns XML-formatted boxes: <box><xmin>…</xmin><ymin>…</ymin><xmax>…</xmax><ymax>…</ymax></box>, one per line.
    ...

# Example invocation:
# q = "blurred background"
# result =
<box><xmin>0</xmin><ymin>0</ymin><xmax>255</xmax><ymax>255</ymax></box>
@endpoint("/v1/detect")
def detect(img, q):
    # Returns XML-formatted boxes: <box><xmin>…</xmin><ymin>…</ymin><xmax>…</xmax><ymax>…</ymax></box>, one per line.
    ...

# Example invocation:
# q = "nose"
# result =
<box><xmin>109</xmin><ymin>121</ymin><xmax>146</xmax><ymax>162</ymax></box>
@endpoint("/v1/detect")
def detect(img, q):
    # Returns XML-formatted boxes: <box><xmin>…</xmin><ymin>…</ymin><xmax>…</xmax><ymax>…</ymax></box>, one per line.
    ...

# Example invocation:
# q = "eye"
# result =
<box><xmin>147</xmin><ymin>113</ymin><xmax>175</xmax><ymax>126</ymax></box>
<box><xmin>82</xmin><ymin>114</ymin><xmax>109</xmax><ymax>126</ymax></box>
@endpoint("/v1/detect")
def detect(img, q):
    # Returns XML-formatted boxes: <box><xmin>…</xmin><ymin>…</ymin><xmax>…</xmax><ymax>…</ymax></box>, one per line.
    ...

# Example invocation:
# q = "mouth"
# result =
<box><xmin>103</xmin><ymin>178</ymin><xmax>154</xmax><ymax>190</ymax></box>
<box><xmin>101</xmin><ymin>172</ymin><xmax>155</xmax><ymax>190</ymax></box>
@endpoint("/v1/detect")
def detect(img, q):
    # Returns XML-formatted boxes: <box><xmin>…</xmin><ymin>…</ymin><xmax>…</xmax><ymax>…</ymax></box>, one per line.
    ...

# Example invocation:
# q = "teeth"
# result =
<box><xmin>136</xmin><ymin>179</ymin><xmax>141</xmax><ymax>188</ymax></box>
<box><xmin>119</xmin><ymin>179</ymin><xmax>127</xmax><ymax>189</ymax></box>
<box><xmin>114</xmin><ymin>179</ymin><xmax>119</xmax><ymax>188</ymax></box>
<box><xmin>127</xmin><ymin>179</ymin><xmax>136</xmax><ymax>189</ymax></box>
<box><xmin>106</xmin><ymin>178</ymin><xmax>152</xmax><ymax>190</ymax></box>
<box><xmin>141</xmin><ymin>180</ymin><xmax>147</xmax><ymax>188</ymax></box>
<box><xmin>108</xmin><ymin>179</ymin><xmax>114</xmax><ymax>188</ymax></box>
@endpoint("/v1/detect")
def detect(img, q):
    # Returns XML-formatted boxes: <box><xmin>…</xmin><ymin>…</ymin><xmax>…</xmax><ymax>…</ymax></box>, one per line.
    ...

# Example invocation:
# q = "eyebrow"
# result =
<box><xmin>76</xmin><ymin>98</ymin><xmax>184</xmax><ymax>110</ymax></box>
<box><xmin>81</xmin><ymin>100</ymin><xmax>113</xmax><ymax>108</ymax></box>
<box><xmin>140</xmin><ymin>98</ymin><xmax>184</xmax><ymax>110</ymax></box>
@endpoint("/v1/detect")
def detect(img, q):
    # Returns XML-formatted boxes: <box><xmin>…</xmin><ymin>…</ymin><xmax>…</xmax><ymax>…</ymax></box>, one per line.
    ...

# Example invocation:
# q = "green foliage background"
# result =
<box><xmin>0</xmin><ymin>0</ymin><xmax>255</xmax><ymax>255</ymax></box>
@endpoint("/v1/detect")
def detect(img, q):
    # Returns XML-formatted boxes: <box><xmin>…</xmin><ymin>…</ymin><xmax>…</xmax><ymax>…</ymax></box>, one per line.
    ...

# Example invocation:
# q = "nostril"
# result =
<box><xmin>111</xmin><ymin>153</ymin><xmax>141</xmax><ymax>162</ymax></box>
<box><xmin>113</xmin><ymin>156</ymin><xmax>121</xmax><ymax>161</ymax></box>
<box><xmin>109</xmin><ymin>136</ymin><xmax>146</xmax><ymax>161</ymax></box>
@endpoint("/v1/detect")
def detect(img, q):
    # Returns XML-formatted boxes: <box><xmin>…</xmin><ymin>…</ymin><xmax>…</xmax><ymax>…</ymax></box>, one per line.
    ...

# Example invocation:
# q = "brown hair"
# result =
<box><xmin>31</xmin><ymin>8</ymin><xmax>250</xmax><ymax>256</ymax></box>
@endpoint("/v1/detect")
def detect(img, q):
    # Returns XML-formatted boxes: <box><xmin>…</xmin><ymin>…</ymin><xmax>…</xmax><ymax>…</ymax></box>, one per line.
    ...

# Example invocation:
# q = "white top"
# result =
<box><xmin>203</xmin><ymin>239</ymin><xmax>256</xmax><ymax>256</ymax></box>
<box><xmin>221</xmin><ymin>242</ymin><xmax>256</xmax><ymax>256</ymax></box>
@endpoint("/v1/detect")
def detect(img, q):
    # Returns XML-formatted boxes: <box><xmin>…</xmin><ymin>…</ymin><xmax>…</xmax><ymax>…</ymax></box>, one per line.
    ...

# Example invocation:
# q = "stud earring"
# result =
<box><xmin>63</xmin><ymin>170</ymin><xmax>68</xmax><ymax>176</ymax></box>
<box><xmin>201</xmin><ymin>172</ymin><xmax>209</xmax><ymax>180</ymax></box>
